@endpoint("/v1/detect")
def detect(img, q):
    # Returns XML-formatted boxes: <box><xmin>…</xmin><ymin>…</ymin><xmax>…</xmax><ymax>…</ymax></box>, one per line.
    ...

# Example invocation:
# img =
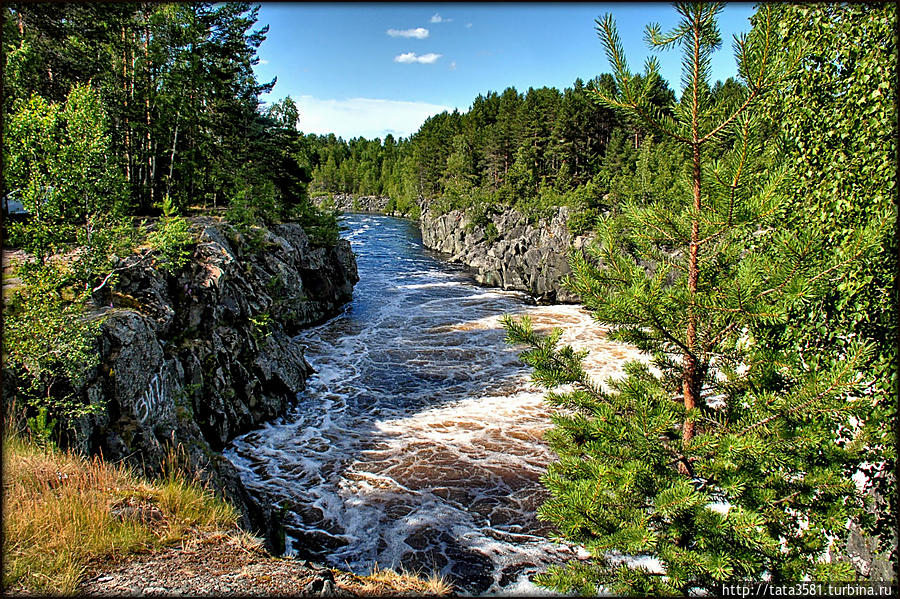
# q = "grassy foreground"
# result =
<box><xmin>1</xmin><ymin>429</ymin><xmax>239</xmax><ymax>594</ymax></box>
<box><xmin>1</xmin><ymin>429</ymin><xmax>452</xmax><ymax>596</ymax></box>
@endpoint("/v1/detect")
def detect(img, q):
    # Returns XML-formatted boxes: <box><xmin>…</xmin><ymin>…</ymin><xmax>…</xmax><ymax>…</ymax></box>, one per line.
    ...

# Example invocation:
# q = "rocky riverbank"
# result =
<box><xmin>36</xmin><ymin>218</ymin><xmax>358</xmax><ymax>547</ymax></box>
<box><xmin>314</xmin><ymin>194</ymin><xmax>590</xmax><ymax>303</ymax></box>
<box><xmin>419</xmin><ymin>206</ymin><xmax>589</xmax><ymax>303</ymax></box>
<box><xmin>78</xmin><ymin>529</ymin><xmax>451</xmax><ymax>596</ymax></box>
<box><xmin>315</xmin><ymin>193</ymin><xmax>393</xmax><ymax>214</ymax></box>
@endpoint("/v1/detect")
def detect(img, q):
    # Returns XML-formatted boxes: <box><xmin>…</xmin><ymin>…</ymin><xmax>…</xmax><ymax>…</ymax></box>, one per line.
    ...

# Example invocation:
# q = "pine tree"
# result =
<box><xmin>503</xmin><ymin>3</ymin><xmax>883</xmax><ymax>594</ymax></box>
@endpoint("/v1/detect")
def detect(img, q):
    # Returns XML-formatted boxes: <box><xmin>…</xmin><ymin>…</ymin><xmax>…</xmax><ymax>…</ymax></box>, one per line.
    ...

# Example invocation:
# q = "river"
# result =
<box><xmin>225</xmin><ymin>213</ymin><xmax>642</xmax><ymax>595</ymax></box>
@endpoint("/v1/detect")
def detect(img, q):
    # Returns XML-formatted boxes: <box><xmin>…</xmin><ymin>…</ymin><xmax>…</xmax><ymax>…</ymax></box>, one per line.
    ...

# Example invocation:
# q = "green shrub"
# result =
<box><xmin>484</xmin><ymin>222</ymin><xmax>499</xmax><ymax>243</ymax></box>
<box><xmin>295</xmin><ymin>203</ymin><xmax>341</xmax><ymax>247</ymax></box>
<box><xmin>148</xmin><ymin>196</ymin><xmax>194</xmax><ymax>275</ymax></box>
<box><xmin>566</xmin><ymin>208</ymin><xmax>601</xmax><ymax>236</ymax></box>
<box><xmin>3</xmin><ymin>271</ymin><xmax>103</xmax><ymax>440</ymax></box>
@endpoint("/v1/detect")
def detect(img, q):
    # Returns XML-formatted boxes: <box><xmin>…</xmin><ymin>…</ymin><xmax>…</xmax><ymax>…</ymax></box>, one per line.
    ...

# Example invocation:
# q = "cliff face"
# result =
<box><xmin>317</xmin><ymin>194</ymin><xmax>391</xmax><ymax>214</ymax></box>
<box><xmin>420</xmin><ymin>206</ymin><xmax>590</xmax><ymax>303</ymax></box>
<box><xmin>315</xmin><ymin>194</ymin><xmax>589</xmax><ymax>303</ymax></box>
<box><xmin>74</xmin><ymin>219</ymin><xmax>358</xmax><ymax>542</ymax></box>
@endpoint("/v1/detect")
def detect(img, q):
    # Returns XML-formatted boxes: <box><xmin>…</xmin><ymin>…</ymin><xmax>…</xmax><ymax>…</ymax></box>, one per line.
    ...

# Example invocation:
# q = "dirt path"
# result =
<box><xmin>77</xmin><ymin>530</ymin><xmax>447</xmax><ymax>597</ymax></box>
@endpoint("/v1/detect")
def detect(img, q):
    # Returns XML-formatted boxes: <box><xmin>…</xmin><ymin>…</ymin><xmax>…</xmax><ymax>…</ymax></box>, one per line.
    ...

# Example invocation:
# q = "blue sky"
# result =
<box><xmin>252</xmin><ymin>3</ymin><xmax>758</xmax><ymax>140</ymax></box>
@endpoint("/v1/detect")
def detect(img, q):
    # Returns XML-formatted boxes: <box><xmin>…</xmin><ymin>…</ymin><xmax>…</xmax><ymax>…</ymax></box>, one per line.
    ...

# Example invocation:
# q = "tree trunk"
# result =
<box><xmin>683</xmin><ymin>142</ymin><xmax>701</xmax><ymax>450</ymax></box>
<box><xmin>682</xmin><ymin>9</ymin><xmax>703</xmax><ymax>455</ymax></box>
<box><xmin>144</xmin><ymin>19</ymin><xmax>153</xmax><ymax>207</ymax></box>
<box><xmin>167</xmin><ymin>111</ymin><xmax>181</xmax><ymax>198</ymax></box>
<box><xmin>122</xmin><ymin>27</ymin><xmax>132</xmax><ymax>184</ymax></box>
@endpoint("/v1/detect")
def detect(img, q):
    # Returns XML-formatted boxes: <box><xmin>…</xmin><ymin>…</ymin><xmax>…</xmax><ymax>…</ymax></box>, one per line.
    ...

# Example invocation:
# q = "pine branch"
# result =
<box><xmin>737</xmin><ymin>345</ymin><xmax>866</xmax><ymax>437</ymax></box>
<box><xmin>593</xmin><ymin>14</ymin><xmax>692</xmax><ymax>144</ymax></box>
<box><xmin>632</xmin><ymin>295</ymin><xmax>696</xmax><ymax>361</ymax></box>
<box><xmin>698</xmin><ymin>87</ymin><xmax>760</xmax><ymax>145</ymax></box>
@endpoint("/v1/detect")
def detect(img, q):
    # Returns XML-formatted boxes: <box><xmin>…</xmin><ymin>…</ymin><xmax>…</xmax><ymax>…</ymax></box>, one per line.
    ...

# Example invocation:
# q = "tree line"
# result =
<box><xmin>303</xmin><ymin>72</ymin><xmax>746</xmax><ymax>227</ymax></box>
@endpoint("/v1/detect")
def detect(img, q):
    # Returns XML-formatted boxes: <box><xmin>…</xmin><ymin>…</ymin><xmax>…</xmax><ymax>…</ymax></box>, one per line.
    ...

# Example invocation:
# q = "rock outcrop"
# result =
<box><xmin>420</xmin><ymin>206</ymin><xmax>589</xmax><ymax>303</ymax></box>
<box><xmin>314</xmin><ymin>194</ymin><xmax>392</xmax><ymax>214</ymax></box>
<box><xmin>317</xmin><ymin>194</ymin><xmax>589</xmax><ymax>303</ymax></box>
<box><xmin>73</xmin><ymin>218</ymin><xmax>358</xmax><ymax>545</ymax></box>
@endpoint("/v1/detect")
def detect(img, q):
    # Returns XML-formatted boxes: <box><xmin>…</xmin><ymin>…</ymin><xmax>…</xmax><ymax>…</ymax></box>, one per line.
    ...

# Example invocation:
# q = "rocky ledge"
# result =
<box><xmin>420</xmin><ymin>206</ymin><xmax>589</xmax><ymax>303</ymax></box>
<box><xmin>78</xmin><ymin>529</ymin><xmax>450</xmax><ymax>597</ymax></box>
<box><xmin>314</xmin><ymin>193</ymin><xmax>392</xmax><ymax>214</ymax></box>
<box><xmin>74</xmin><ymin>218</ymin><xmax>358</xmax><ymax>545</ymax></box>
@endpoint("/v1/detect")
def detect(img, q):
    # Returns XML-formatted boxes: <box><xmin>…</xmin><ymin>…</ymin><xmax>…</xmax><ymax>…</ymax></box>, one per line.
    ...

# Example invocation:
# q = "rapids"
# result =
<box><xmin>225</xmin><ymin>214</ymin><xmax>643</xmax><ymax>594</ymax></box>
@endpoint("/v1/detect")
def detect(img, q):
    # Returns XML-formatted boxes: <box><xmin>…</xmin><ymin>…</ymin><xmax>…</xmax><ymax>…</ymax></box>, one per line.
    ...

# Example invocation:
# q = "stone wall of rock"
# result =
<box><xmin>314</xmin><ymin>193</ymin><xmax>589</xmax><ymax>303</ymax></box>
<box><xmin>73</xmin><ymin>218</ymin><xmax>358</xmax><ymax>545</ymax></box>
<box><xmin>420</xmin><ymin>206</ymin><xmax>590</xmax><ymax>303</ymax></box>
<box><xmin>313</xmin><ymin>193</ymin><xmax>392</xmax><ymax>214</ymax></box>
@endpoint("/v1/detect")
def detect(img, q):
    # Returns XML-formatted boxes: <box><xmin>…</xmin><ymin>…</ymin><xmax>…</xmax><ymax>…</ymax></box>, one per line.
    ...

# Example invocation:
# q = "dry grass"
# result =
<box><xmin>342</xmin><ymin>563</ymin><xmax>454</xmax><ymax>596</ymax></box>
<box><xmin>1</xmin><ymin>431</ymin><xmax>238</xmax><ymax>595</ymax></box>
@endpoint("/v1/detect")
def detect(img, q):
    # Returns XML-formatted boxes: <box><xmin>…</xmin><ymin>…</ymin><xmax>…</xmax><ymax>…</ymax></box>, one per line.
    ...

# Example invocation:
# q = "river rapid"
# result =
<box><xmin>225</xmin><ymin>214</ymin><xmax>643</xmax><ymax>595</ymax></box>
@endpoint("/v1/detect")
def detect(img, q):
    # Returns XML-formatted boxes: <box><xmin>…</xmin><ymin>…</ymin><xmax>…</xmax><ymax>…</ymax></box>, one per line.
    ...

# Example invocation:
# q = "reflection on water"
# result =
<box><xmin>225</xmin><ymin>214</ymin><xmax>643</xmax><ymax>594</ymax></box>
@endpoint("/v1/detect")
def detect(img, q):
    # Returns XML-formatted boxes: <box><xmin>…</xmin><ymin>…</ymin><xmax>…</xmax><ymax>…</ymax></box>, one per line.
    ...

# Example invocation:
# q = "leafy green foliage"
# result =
<box><xmin>148</xmin><ymin>195</ymin><xmax>194</xmax><ymax>275</ymax></box>
<box><xmin>295</xmin><ymin>203</ymin><xmax>341</xmax><ymax>247</ymax></box>
<box><xmin>504</xmin><ymin>3</ymin><xmax>891</xmax><ymax>594</ymax></box>
<box><xmin>4</xmin><ymin>85</ymin><xmax>127</xmax><ymax>264</ymax></box>
<box><xmin>3</xmin><ymin>270</ymin><xmax>103</xmax><ymax>438</ymax></box>
<box><xmin>25</xmin><ymin>407</ymin><xmax>58</xmax><ymax>448</ymax></box>
<box><xmin>4</xmin><ymin>85</ymin><xmax>134</xmax><ymax>292</ymax></box>
<box><xmin>759</xmin><ymin>2</ymin><xmax>898</xmax><ymax>565</ymax></box>
<box><xmin>249</xmin><ymin>312</ymin><xmax>272</xmax><ymax>340</ymax></box>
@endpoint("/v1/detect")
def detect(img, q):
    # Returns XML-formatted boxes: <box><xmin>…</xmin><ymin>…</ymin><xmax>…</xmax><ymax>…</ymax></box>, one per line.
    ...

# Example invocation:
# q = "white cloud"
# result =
<box><xmin>394</xmin><ymin>52</ymin><xmax>442</xmax><ymax>64</ymax></box>
<box><xmin>417</xmin><ymin>53</ymin><xmax>442</xmax><ymax>64</ymax></box>
<box><xmin>293</xmin><ymin>96</ymin><xmax>454</xmax><ymax>140</ymax></box>
<box><xmin>258</xmin><ymin>59</ymin><xmax>269</xmax><ymax>65</ymax></box>
<box><xmin>430</xmin><ymin>13</ymin><xmax>452</xmax><ymax>23</ymax></box>
<box><xmin>387</xmin><ymin>27</ymin><xmax>429</xmax><ymax>39</ymax></box>
<box><xmin>465</xmin><ymin>22</ymin><xmax>473</xmax><ymax>28</ymax></box>
<box><xmin>449</xmin><ymin>61</ymin><xmax>457</xmax><ymax>70</ymax></box>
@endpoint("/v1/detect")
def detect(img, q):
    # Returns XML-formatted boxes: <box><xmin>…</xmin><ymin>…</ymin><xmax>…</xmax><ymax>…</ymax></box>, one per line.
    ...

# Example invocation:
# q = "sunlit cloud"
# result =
<box><xmin>394</xmin><ymin>52</ymin><xmax>442</xmax><ymax>64</ymax></box>
<box><xmin>387</xmin><ymin>27</ymin><xmax>429</xmax><ymax>39</ymax></box>
<box><xmin>417</xmin><ymin>53</ymin><xmax>442</xmax><ymax>64</ymax></box>
<box><xmin>292</xmin><ymin>96</ymin><xmax>454</xmax><ymax>140</ymax></box>
<box><xmin>394</xmin><ymin>52</ymin><xmax>417</xmax><ymax>63</ymax></box>
<box><xmin>430</xmin><ymin>13</ymin><xmax>452</xmax><ymax>23</ymax></box>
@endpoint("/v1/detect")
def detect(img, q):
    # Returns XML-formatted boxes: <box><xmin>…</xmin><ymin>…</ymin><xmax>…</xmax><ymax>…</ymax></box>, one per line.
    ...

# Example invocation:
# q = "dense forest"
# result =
<box><xmin>2</xmin><ymin>2</ymin><xmax>332</xmax><ymax>232</ymax></box>
<box><xmin>2</xmin><ymin>1</ymin><xmax>896</xmax><ymax>596</ymax></box>
<box><xmin>302</xmin><ymin>75</ymin><xmax>744</xmax><ymax>227</ymax></box>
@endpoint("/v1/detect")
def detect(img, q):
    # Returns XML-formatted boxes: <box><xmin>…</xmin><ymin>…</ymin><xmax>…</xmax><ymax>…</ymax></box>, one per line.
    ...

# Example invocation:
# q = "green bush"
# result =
<box><xmin>295</xmin><ymin>203</ymin><xmax>341</xmax><ymax>247</ymax></box>
<box><xmin>3</xmin><ymin>270</ymin><xmax>103</xmax><ymax>441</ymax></box>
<box><xmin>148</xmin><ymin>196</ymin><xmax>194</xmax><ymax>275</ymax></box>
<box><xmin>484</xmin><ymin>222</ymin><xmax>499</xmax><ymax>243</ymax></box>
<box><xmin>566</xmin><ymin>208</ymin><xmax>601</xmax><ymax>236</ymax></box>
